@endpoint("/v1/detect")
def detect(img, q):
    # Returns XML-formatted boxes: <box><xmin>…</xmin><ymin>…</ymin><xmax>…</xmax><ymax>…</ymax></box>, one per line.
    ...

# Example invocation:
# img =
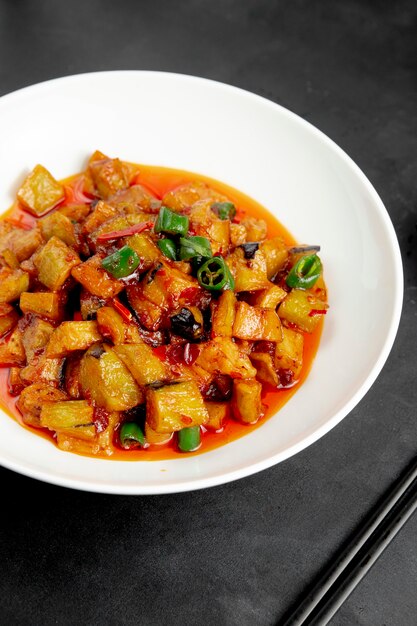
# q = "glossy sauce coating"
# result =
<box><xmin>0</xmin><ymin>164</ymin><xmax>324</xmax><ymax>460</ymax></box>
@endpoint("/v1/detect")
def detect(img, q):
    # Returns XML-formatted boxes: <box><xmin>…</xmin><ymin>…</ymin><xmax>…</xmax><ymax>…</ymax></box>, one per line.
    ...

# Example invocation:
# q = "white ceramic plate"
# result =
<box><xmin>0</xmin><ymin>71</ymin><xmax>402</xmax><ymax>494</ymax></box>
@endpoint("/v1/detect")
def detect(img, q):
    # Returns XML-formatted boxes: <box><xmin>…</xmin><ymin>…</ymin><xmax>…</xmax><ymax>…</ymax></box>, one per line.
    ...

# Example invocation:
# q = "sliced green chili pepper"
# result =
<box><xmin>119</xmin><ymin>422</ymin><xmax>146</xmax><ymax>449</ymax></box>
<box><xmin>286</xmin><ymin>253</ymin><xmax>322</xmax><ymax>290</ymax></box>
<box><xmin>190</xmin><ymin>255</ymin><xmax>211</xmax><ymax>274</ymax></box>
<box><xmin>178</xmin><ymin>425</ymin><xmax>201</xmax><ymax>452</ymax></box>
<box><xmin>197</xmin><ymin>256</ymin><xmax>235</xmax><ymax>291</ymax></box>
<box><xmin>211</xmin><ymin>201</ymin><xmax>236</xmax><ymax>220</ymax></box>
<box><xmin>154</xmin><ymin>206</ymin><xmax>189</xmax><ymax>237</ymax></box>
<box><xmin>157</xmin><ymin>238</ymin><xmax>177</xmax><ymax>260</ymax></box>
<box><xmin>179</xmin><ymin>236</ymin><xmax>212</xmax><ymax>261</ymax></box>
<box><xmin>101</xmin><ymin>246</ymin><xmax>140</xmax><ymax>279</ymax></box>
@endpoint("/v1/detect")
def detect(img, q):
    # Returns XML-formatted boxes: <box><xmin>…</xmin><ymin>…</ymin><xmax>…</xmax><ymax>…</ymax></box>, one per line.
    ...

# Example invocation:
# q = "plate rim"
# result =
<box><xmin>0</xmin><ymin>70</ymin><xmax>404</xmax><ymax>494</ymax></box>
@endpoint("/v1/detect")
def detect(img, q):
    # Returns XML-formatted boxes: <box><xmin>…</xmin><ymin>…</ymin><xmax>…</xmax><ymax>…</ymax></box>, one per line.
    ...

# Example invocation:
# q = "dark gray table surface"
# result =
<box><xmin>0</xmin><ymin>1</ymin><xmax>416</xmax><ymax>625</ymax></box>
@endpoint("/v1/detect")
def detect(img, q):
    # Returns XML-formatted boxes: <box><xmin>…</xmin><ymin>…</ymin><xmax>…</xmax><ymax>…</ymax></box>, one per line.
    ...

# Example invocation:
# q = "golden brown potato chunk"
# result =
<box><xmin>72</xmin><ymin>255</ymin><xmax>124</xmax><ymax>299</ymax></box>
<box><xmin>46</xmin><ymin>321</ymin><xmax>102</xmax><ymax>358</ymax></box>
<box><xmin>79</xmin><ymin>344</ymin><xmax>144</xmax><ymax>411</ymax></box>
<box><xmin>0</xmin><ymin>303</ymin><xmax>19</xmax><ymax>338</ymax></box>
<box><xmin>231</xmin><ymin>379</ymin><xmax>263</xmax><ymax>424</ymax></box>
<box><xmin>233</xmin><ymin>302</ymin><xmax>283</xmax><ymax>342</ymax></box>
<box><xmin>0</xmin><ymin>328</ymin><xmax>26</xmax><ymax>367</ymax></box>
<box><xmin>146</xmin><ymin>381</ymin><xmax>208</xmax><ymax>433</ymax></box>
<box><xmin>16</xmin><ymin>383</ymin><xmax>68</xmax><ymax>427</ymax></box>
<box><xmin>20</xmin><ymin>291</ymin><xmax>63</xmax><ymax>321</ymax></box>
<box><xmin>34</xmin><ymin>236</ymin><xmax>81</xmax><ymax>291</ymax></box>
<box><xmin>278</xmin><ymin>289</ymin><xmax>328</xmax><ymax>333</ymax></box>
<box><xmin>17</xmin><ymin>165</ymin><xmax>65</xmax><ymax>216</ymax></box>
<box><xmin>0</xmin><ymin>268</ymin><xmax>29</xmax><ymax>303</ymax></box>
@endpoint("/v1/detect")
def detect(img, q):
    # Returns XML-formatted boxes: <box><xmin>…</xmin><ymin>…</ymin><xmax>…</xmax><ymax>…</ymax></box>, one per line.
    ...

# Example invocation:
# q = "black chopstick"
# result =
<box><xmin>279</xmin><ymin>455</ymin><xmax>417</xmax><ymax>626</ymax></box>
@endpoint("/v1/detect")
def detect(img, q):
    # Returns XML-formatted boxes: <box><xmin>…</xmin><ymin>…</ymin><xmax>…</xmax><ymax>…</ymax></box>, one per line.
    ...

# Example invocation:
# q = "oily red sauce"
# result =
<box><xmin>0</xmin><ymin>164</ymin><xmax>324</xmax><ymax>461</ymax></box>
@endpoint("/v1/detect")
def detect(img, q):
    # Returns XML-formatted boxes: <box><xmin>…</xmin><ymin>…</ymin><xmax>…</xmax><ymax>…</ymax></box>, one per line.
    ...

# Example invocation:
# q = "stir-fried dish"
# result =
<box><xmin>0</xmin><ymin>152</ymin><xmax>328</xmax><ymax>457</ymax></box>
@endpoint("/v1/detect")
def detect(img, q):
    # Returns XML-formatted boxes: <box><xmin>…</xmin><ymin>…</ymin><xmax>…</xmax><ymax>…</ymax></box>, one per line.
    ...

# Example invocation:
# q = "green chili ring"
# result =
<box><xmin>197</xmin><ymin>256</ymin><xmax>235</xmax><ymax>291</ymax></box>
<box><xmin>286</xmin><ymin>253</ymin><xmax>322</xmax><ymax>290</ymax></box>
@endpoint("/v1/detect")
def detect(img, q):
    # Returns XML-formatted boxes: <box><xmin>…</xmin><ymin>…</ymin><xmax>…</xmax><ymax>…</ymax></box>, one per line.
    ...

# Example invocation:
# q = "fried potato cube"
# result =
<box><xmin>144</xmin><ymin>422</ymin><xmax>173</xmax><ymax>445</ymax></box>
<box><xmin>79</xmin><ymin>290</ymin><xmax>105</xmax><ymax>320</ymax></box>
<box><xmin>34</xmin><ymin>236</ymin><xmax>81</xmax><ymax>291</ymax></box>
<box><xmin>141</xmin><ymin>262</ymin><xmax>198</xmax><ymax>309</ymax></box>
<box><xmin>251</xmin><ymin>285</ymin><xmax>287</xmax><ymax>309</ymax></box>
<box><xmin>8</xmin><ymin>367</ymin><xmax>25</xmax><ymax>396</ymax></box>
<box><xmin>46</xmin><ymin>321</ymin><xmax>102</xmax><ymax>357</ymax></box>
<box><xmin>211</xmin><ymin>290</ymin><xmax>236</xmax><ymax>337</ymax></box>
<box><xmin>20</xmin><ymin>354</ymin><xmax>64</xmax><ymax>386</ymax></box>
<box><xmin>89</xmin><ymin>157</ymin><xmax>130</xmax><ymax>199</ymax></box>
<box><xmin>125</xmin><ymin>233</ymin><xmax>160</xmax><ymax>271</ymax></box>
<box><xmin>260</xmin><ymin>237</ymin><xmax>289</xmax><ymax>279</ymax></box>
<box><xmin>1</xmin><ymin>248</ymin><xmax>19</xmax><ymax>269</ymax></box>
<box><xmin>240</xmin><ymin>217</ymin><xmax>267</xmax><ymax>241</ymax></box>
<box><xmin>231</xmin><ymin>379</ymin><xmax>262</xmax><ymax>424</ymax></box>
<box><xmin>64</xmin><ymin>355</ymin><xmax>82</xmax><ymax>399</ymax></box>
<box><xmin>227</xmin><ymin>248</ymin><xmax>270</xmax><ymax>292</ymax></box>
<box><xmin>0</xmin><ymin>226</ymin><xmax>44</xmax><ymax>262</ymax></box>
<box><xmin>96</xmin><ymin>306</ymin><xmax>142</xmax><ymax>344</ymax></box>
<box><xmin>204</xmin><ymin>402</ymin><xmax>229</xmax><ymax>431</ymax></box>
<box><xmin>196</xmin><ymin>337</ymin><xmax>257</xmax><ymax>379</ymax></box>
<box><xmin>40</xmin><ymin>211</ymin><xmax>77</xmax><ymax>247</ymax></box>
<box><xmin>0</xmin><ymin>268</ymin><xmax>30</xmax><ymax>303</ymax></box>
<box><xmin>82</xmin><ymin>201</ymin><xmax>119</xmax><ymax>234</ymax></box>
<box><xmin>250</xmin><ymin>352</ymin><xmax>279</xmax><ymax>387</ymax></box>
<box><xmin>162</xmin><ymin>181</ymin><xmax>229</xmax><ymax>212</ymax></box>
<box><xmin>113</xmin><ymin>343</ymin><xmax>169</xmax><ymax>386</ymax></box>
<box><xmin>0</xmin><ymin>328</ymin><xmax>26</xmax><ymax>366</ymax></box>
<box><xmin>40</xmin><ymin>400</ymin><xmax>95</xmax><ymax>440</ymax></box>
<box><xmin>0</xmin><ymin>303</ymin><xmax>19</xmax><ymax>338</ymax></box>
<box><xmin>146</xmin><ymin>381</ymin><xmax>209</xmax><ymax>434</ymax></box>
<box><xmin>278</xmin><ymin>289</ymin><xmax>328</xmax><ymax>333</ymax></box>
<box><xmin>79</xmin><ymin>344</ymin><xmax>144</xmax><ymax>411</ymax></box>
<box><xmin>189</xmin><ymin>199</ymin><xmax>230</xmax><ymax>254</ymax></box>
<box><xmin>17</xmin><ymin>165</ymin><xmax>65</xmax><ymax>216</ymax></box>
<box><xmin>96</xmin><ymin>411</ymin><xmax>121</xmax><ymax>456</ymax></box>
<box><xmin>72</xmin><ymin>254</ymin><xmax>124</xmax><ymax>299</ymax></box>
<box><xmin>126</xmin><ymin>286</ymin><xmax>165</xmax><ymax>331</ymax></box>
<box><xmin>233</xmin><ymin>301</ymin><xmax>283</xmax><ymax>342</ymax></box>
<box><xmin>19</xmin><ymin>291</ymin><xmax>63</xmax><ymax>321</ymax></box>
<box><xmin>22</xmin><ymin>317</ymin><xmax>55</xmax><ymax>362</ymax></box>
<box><xmin>110</xmin><ymin>184</ymin><xmax>157</xmax><ymax>212</ymax></box>
<box><xmin>56</xmin><ymin>433</ymin><xmax>99</xmax><ymax>455</ymax></box>
<box><xmin>275</xmin><ymin>327</ymin><xmax>304</xmax><ymax>381</ymax></box>
<box><xmin>16</xmin><ymin>383</ymin><xmax>68</xmax><ymax>427</ymax></box>
<box><xmin>230</xmin><ymin>223</ymin><xmax>247</xmax><ymax>246</ymax></box>
<box><xmin>59</xmin><ymin>204</ymin><xmax>91</xmax><ymax>222</ymax></box>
